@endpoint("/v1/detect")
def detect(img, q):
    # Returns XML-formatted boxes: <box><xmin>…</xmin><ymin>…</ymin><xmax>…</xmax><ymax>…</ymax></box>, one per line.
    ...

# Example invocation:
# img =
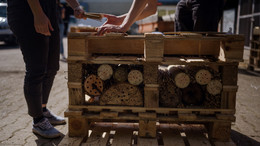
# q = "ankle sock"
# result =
<box><xmin>42</xmin><ymin>107</ymin><xmax>47</xmax><ymax>112</ymax></box>
<box><xmin>33</xmin><ymin>115</ymin><xmax>44</xmax><ymax>124</ymax></box>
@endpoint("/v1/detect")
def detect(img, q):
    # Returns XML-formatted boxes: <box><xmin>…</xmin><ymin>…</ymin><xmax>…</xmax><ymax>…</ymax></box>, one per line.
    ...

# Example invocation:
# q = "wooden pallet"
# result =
<box><xmin>59</xmin><ymin>123</ymin><xmax>236</xmax><ymax>146</ymax></box>
<box><xmin>65</xmin><ymin>32</ymin><xmax>244</xmax><ymax>141</ymax></box>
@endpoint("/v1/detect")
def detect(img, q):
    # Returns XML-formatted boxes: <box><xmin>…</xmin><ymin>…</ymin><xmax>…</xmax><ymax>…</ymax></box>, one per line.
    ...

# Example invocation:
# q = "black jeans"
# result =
<box><xmin>7</xmin><ymin>0</ymin><xmax>60</xmax><ymax>118</ymax></box>
<box><xmin>175</xmin><ymin>0</ymin><xmax>225</xmax><ymax>32</ymax></box>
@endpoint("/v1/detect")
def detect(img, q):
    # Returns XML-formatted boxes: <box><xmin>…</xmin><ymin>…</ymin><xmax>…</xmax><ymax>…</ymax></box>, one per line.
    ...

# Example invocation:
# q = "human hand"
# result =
<box><xmin>73</xmin><ymin>6</ymin><xmax>85</xmax><ymax>19</ymax></box>
<box><xmin>33</xmin><ymin>13</ymin><xmax>54</xmax><ymax>36</ymax></box>
<box><xmin>97</xmin><ymin>24</ymin><xmax>127</xmax><ymax>36</ymax></box>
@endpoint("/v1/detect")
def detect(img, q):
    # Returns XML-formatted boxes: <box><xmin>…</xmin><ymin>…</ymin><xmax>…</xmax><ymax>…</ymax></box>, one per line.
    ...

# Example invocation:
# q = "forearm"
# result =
<box><xmin>121</xmin><ymin>0</ymin><xmax>149</xmax><ymax>30</ymax></box>
<box><xmin>119</xmin><ymin>0</ymin><xmax>157</xmax><ymax>28</ymax></box>
<box><xmin>66</xmin><ymin>0</ymin><xmax>80</xmax><ymax>10</ymax></box>
<box><xmin>27</xmin><ymin>0</ymin><xmax>45</xmax><ymax>17</ymax></box>
<box><xmin>135</xmin><ymin>0</ymin><xmax>157</xmax><ymax>21</ymax></box>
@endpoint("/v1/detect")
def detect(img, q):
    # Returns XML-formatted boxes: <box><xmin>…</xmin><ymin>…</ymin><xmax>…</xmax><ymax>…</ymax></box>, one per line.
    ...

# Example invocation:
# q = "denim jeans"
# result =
<box><xmin>7</xmin><ymin>0</ymin><xmax>60</xmax><ymax>118</ymax></box>
<box><xmin>175</xmin><ymin>0</ymin><xmax>225</xmax><ymax>32</ymax></box>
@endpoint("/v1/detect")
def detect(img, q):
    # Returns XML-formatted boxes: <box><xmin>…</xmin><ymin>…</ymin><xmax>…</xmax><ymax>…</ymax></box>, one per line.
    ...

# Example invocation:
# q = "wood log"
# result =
<box><xmin>182</xmin><ymin>83</ymin><xmax>204</xmax><ymax>106</ymax></box>
<box><xmin>195</xmin><ymin>69</ymin><xmax>212</xmax><ymax>85</ymax></box>
<box><xmin>84</xmin><ymin>74</ymin><xmax>103</xmax><ymax>96</ymax></box>
<box><xmin>100</xmin><ymin>83</ymin><xmax>143</xmax><ymax>106</ymax></box>
<box><xmin>167</xmin><ymin>65</ymin><xmax>190</xmax><ymax>88</ymax></box>
<box><xmin>207</xmin><ymin>79</ymin><xmax>223</xmax><ymax>95</ymax></box>
<box><xmin>97</xmin><ymin>64</ymin><xmax>113</xmax><ymax>80</ymax></box>
<box><xmin>128</xmin><ymin>70</ymin><xmax>143</xmax><ymax>85</ymax></box>
<box><xmin>113</xmin><ymin>66</ymin><xmax>128</xmax><ymax>82</ymax></box>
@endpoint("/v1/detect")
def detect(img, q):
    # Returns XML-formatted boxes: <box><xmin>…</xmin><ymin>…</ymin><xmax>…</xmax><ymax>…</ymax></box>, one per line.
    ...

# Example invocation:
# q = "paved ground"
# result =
<box><xmin>0</xmin><ymin>39</ymin><xmax>259</xmax><ymax>146</ymax></box>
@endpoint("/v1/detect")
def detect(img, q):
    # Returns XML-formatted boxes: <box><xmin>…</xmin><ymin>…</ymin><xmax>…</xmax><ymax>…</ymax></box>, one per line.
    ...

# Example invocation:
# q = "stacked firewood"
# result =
<box><xmin>158</xmin><ymin>65</ymin><xmax>222</xmax><ymax>108</ymax></box>
<box><xmin>82</xmin><ymin>64</ymin><xmax>144</xmax><ymax>106</ymax></box>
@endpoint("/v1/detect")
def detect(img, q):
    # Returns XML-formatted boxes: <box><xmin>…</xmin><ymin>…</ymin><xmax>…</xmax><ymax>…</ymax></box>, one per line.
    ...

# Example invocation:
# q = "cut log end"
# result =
<box><xmin>195</xmin><ymin>69</ymin><xmax>212</xmax><ymax>85</ymax></box>
<box><xmin>84</xmin><ymin>74</ymin><xmax>103</xmax><ymax>96</ymax></box>
<box><xmin>113</xmin><ymin>67</ymin><xmax>128</xmax><ymax>82</ymax></box>
<box><xmin>175</xmin><ymin>72</ymin><xmax>190</xmax><ymax>88</ymax></box>
<box><xmin>207</xmin><ymin>80</ymin><xmax>222</xmax><ymax>95</ymax></box>
<box><xmin>100</xmin><ymin>83</ymin><xmax>143</xmax><ymax>106</ymax></box>
<box><xmin>97</xmin><ymin>64</ymin><xmax>113</xmax><ymax>80</ymax></box>
<box><xmin>128</xmin><ymin>70</ymin><xmax>143</xmax><ymax>85</ymax></box>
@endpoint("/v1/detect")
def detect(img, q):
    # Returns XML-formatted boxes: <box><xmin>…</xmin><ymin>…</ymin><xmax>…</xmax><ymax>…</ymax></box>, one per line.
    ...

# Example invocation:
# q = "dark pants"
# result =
<box><xmin>7</xmin><ymin>0</ymin><xmax>60</xmax><ymax>118</ymax></box>
<box><xmin>175</xmin><ymin>0</ymin><xmax>225</xmax><ymax>32</ymax></box>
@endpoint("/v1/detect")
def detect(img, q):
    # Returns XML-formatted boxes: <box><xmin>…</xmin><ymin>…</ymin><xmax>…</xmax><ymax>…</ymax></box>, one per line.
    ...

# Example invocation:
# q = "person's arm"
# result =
<box><xmin>97</xmin><ymin>0</ymin><xmax>157</xmax><ymax>35</ymax></box>
<box><xmin>104</xmin><ymin>0</ymin><xmax>157</xmax><ymax>26</ymax></box>
<box><xmin>66</xmin><ymin>0</ymin><xmax>85</xmax><ymax>19</ymax></box>
<box><xmin>27</xmin><ymin>0</ymin><xmax>54</xmax><ymax>36</ymax></box>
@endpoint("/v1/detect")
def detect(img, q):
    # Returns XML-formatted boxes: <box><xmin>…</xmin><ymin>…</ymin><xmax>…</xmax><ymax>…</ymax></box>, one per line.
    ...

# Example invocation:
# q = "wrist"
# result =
<box><xmin>73</xmin><ymin>5</ymin><xmax>81</xmax><ymax>11</ymax></box>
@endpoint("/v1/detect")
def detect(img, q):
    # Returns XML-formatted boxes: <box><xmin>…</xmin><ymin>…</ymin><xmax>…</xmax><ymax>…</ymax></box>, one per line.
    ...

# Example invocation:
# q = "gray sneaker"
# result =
<box><xmin>43</xmin><ymin>110</ymin><xmax>66</xmax><ymax>125</ymax></box>
<box><xmin>32</xmin><ymin>118</ymin><xmax>61</xmax><ymax>138</ymax></box>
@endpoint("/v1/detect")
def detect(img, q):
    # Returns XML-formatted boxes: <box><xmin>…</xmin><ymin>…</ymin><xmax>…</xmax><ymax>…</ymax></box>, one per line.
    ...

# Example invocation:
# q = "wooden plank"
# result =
<box><xmin>68</xmin><ymin>88</ymin><xmax>85</xmax><ymax>105</ymax></box>
<box><xmin>112</xmin><ymin>128</ymin><xmax>133</xmax><ymax>146</ymax></box>
<box><xmin>143</xmin><ymin>63</ymin><xmax>158</xmax><ymax>84</ymax></box>
<box><xmin>139</xmin><ymin>112</ymin><xmax>157</xmax><ymax>119</ymax></box>
<box><xmin>160</xmin><ymin>124</ymin><xmax>185</xmax><ymax>146</ymax></box>
<box><xmin>219</xmin><ymin>35</ymin><xmax>244</xmax><ymax>62</ymax></box>
<box><xmin>68</xmin><ymin>38</ymin><xmax>86</xmax><ymax>56</ymax></box>
<box><xmin>216</xmin><ymin>114</ymin><xmax>236</xmax><ymax>121</ymax></box>
<box><xmin>68</xmin><ymin>117</ymin><xmax>89</xmax><ymax>137</ymax></box>
<box><xmin>221</xmin><ymin>65</ymin><xmax>238</xmax><ymax>86</ymax></box>
<box><xmin>178</xmin><ymin>113</ymin><xmax>197</xmax><ymax>121</ymax></box>
<box><xmin>139</xmin><ymin>120</ymin><xmax>157</xmax><ymax>138</ymax></box>
<box><xmin>58</xmin><ymin>133</ymin><xmax>85</xmax><ymax>146</ymax></box>
<box><xmin>144</xmin><ymin>86</ymin><xmax>159</xmax><ymax>108</ymax></box>
<box><xmin>68</xmin><ymin>82</ymin><xmax>82</xmax><ymax>89</ymax></box>
<box><xmin>214</xmin><ymin>141</ymin><xmax>236</xmax><ymax>146</ymax></box>
<box><xmin>183</xmin><ymin>125</ymin><xmax>211</xmax><ymax>146</ymax></box>
<box><xmin>144</xmin><ymin>33</ymin><xmax>164</xmax><ymax>62</ymax></box>
<box><xmin>100</xmin><ymin>111</ymin><xmax>118</xmax><ymax>119</ymax></box>
<box><xmin>206</xmin><ymin>122</ymin><xmax>231</xmax><ymax>141</ymax></box>
<box><xmin>164</xmin><ymin>38</ymin><xmax>220</xmax><ymax>56</ymax></box>
<box><xmin>64</xmin><ymin>109</ymin><xmax>83</xmax><ymax>117</ymax></box>
<box><xmin>137</xmin><ymin>137</ymin><xmax>158</xmax><ymax>146</ymax></box>
<box><xmin>69</xmin><ymin>105</ymin><xmax>236</xmax><ymax>115</ymax></box>
<box><xmin>83</xmin><ymin>126</ymin><xmax>110</xmax><ymax>146</ymax></box>
<box><xmin>88</xmin><ymin>37</ymin><xmax>144</xmax><ymax>55</ymax></box>
<box><xmin>68</xmin><ymin>62</ymin><xmax>83</xmax><ymax>82</ymax></box>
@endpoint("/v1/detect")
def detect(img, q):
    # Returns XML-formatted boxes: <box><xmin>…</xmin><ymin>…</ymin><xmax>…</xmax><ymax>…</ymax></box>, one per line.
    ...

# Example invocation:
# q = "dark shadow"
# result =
<box><xmin>238</xmin><ymin>68</ymin><xmax>260</xmax><ymax>77</ymax></box>
<box><xmin>231</xmin><ymin>130</ymin><xmax>260</xmax><ymax>146</ymax></box>
<box><xmin>34</xmin><ymin>133</ymin><xmax>65</xmax><ymax>146</ymax></box>
<box><xmin>0</xmin><ymin>41</ymin><xmax>19</xmax><ymax>50</ymax></box>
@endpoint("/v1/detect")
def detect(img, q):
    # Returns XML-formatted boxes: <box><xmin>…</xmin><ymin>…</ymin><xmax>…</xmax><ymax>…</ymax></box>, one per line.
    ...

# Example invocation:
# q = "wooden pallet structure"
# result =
<box><xmin>59</xmin><ymin>123</ymin><xmax>236</xmax><ymax>146</ymax></box>
<box><xmin>249</xmin><ymin>26</ymin><xmax>260</xmax><ymax>71</ymax></box>
<box><xmin>63</xmin><ymin>31</ymin><xmax>244</xmax><ymax>145</ymax></box>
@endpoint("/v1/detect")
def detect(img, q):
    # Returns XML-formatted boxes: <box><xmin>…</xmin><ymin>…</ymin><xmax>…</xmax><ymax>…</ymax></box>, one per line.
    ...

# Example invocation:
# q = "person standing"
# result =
<box><xmin>7</xmin><ymin>0</ymin><xmax>85</xmax><ymax>138</ymax></box>
<box><xmin>174</xmin><ymin>0</ymin><xmax>226</xmax><ymax>32</ymax></box>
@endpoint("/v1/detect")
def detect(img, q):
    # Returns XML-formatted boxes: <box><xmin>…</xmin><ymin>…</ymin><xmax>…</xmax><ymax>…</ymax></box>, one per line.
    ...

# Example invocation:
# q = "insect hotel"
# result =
<box><xmin>64</xmin><ymin>32</ymin><xmax>244</xmax><ymax>143</ymax></box>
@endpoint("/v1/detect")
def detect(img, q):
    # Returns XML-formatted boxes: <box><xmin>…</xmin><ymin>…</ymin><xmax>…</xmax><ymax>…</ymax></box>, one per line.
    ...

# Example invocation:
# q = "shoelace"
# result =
<box><xmin>37</xmin><ymin>119</ymin><xmax>53</xmax><ymax>130</ymax></box>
